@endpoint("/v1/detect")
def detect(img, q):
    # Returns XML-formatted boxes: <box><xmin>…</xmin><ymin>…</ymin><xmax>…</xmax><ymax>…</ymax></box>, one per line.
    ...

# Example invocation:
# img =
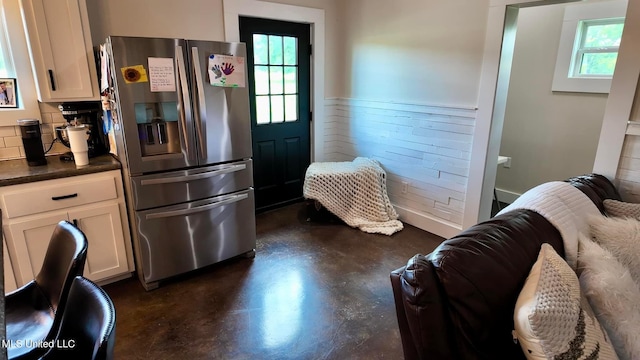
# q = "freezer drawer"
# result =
<box><xmin>130</xmin><ymin>159</ymin><xmax>253</xmax><ymax>210</ymax></box>
<box><xmin>134</xmin><ymin>189</ymin><xmax>256</xmax><ymax>283</ymax></box>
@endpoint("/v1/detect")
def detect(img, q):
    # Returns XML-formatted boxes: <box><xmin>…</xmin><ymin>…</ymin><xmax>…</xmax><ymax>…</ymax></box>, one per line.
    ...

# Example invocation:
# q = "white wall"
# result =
<box><xmin>340</xmin><ymin>0</ymin><xmax>489</xmax><ymax>106</ymax></box>
<box><xmin>322</xmin><ymin>0</ymin><xmax>489</xmax><ymax>236</ymax></box>
<box><xmin>616</xmin><ymin>81</ymin><xmax>640</xmax><ymax>201</ymax></box>
<box><xmin>495</xmin><ymin>4</ymin><xmax>608</xmax><ymax>200</ymax></box>
<box><xmin>86</xmin><ymin>0</ymin><xmax>342</xmax><ymax>97</ymax></box>
<box><xmin>324</xmin><ymin>99</ymin><xmax>475</xmax><ymax>237</ymax></box>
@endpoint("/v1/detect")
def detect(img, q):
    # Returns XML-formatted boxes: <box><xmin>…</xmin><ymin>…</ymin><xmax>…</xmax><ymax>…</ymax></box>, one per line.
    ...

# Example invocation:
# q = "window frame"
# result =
<box><xmin>551</xmin><ymin>0</ymin><xmax>627</xmax><ymax>94</ymax></box>
<box><xmin>0</xmin><ymin>0</ymin><xmax>41</xmax><ymax>127</ymax></box>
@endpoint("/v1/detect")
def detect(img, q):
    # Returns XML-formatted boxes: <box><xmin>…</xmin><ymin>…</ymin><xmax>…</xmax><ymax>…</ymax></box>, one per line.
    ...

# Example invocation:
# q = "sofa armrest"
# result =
<box><xmin>390</xmin><ymin>267</ymin><xmax>419</xmax><ymax>360</ymax></box>
<box><xmin>391</xmin><ymin>255</ymin><xmax>459</xmax><ymax>360</ymax></box>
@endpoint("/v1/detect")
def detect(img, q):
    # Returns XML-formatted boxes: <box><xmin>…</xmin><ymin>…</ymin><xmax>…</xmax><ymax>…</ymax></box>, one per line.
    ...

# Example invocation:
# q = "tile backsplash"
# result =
<box><xmin>0</xmin><ymin>102</ymin><xmax>70</xmax><ymax>161</ymax></box>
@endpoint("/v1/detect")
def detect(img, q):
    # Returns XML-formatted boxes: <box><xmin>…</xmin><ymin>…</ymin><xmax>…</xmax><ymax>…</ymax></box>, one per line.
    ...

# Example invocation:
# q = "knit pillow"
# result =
<box><xmin>604</xmin><ymin>199</ymin><xmax>640</xmax><ymax>220</ymax></box>
<box><xmin>578</xmin><ymin>235</ymin><xmax>640</xmax><ymax>360</ymax></box>
<box><xmin>513</xmin><ymin>244</ymin><xmax>618</xmax><ymax>360</ymax></box>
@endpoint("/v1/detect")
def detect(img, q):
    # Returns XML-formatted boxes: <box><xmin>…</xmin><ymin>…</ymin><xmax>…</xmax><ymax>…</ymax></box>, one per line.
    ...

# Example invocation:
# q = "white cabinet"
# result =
<box><xmin>3</xmin><ymin>238</ymin><xmax>17</xmax><ymax>294</ymax></box>
<box><xmin>1</xmin><ymin>170</ymin><xmax>134</xmax><ymax>287</ymax></box>
<box><xmin>20</xmin><ymin>0</ymin><xmax>100</xmax><ymax>101</ymax></box>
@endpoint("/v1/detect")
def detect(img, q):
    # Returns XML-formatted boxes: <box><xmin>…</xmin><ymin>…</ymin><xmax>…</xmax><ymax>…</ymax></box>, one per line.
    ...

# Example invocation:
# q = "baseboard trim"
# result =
<box><xmin>394</xmin><ymin>204</ymin><xmax>462</xmax><ymax>239</ymax></box>
<box><xmin>495</xmin><ymin>188</ymin><xmax>521</xmax><ymax>204</ymax></box>
<box><xmin>95</xmin><ymin>272</ymin><xmax>133</xmax><ymax>287</ymax></box>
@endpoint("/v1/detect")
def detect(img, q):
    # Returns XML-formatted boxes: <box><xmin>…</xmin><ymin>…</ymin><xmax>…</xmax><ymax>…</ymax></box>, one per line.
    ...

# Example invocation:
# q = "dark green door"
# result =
<box><xmin>240</xmin><ymin>17</ymin><xmax>311</xmax><ymax>212</ymax></box>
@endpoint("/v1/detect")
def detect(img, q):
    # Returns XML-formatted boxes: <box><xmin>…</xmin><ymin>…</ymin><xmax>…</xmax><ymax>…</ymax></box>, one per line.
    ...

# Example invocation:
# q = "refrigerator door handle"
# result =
<box><xmin>145</xmin><ymin>193</ymin><xmax>249</xmax><ymax>220</ymax></box>
<box><xmin>191</xmin><ymin>46</ymin><xmax>207</xmax><ymax>159</ymax></box>
<box><xmin>139</xmin><ymin>164</ymin><xmax>247</xmax><ymax>186</ymax></box>
<box><xmin>176</xmin><ymin>45</ymin><xmax>196</xmax><ymax>161</ymax></box>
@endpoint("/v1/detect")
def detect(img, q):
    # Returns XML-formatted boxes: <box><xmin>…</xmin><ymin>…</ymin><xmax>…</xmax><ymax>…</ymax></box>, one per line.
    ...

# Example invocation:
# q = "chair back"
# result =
<box><xmin>42</xmin><ymin>276</ymin><xmax>117</xmax><ymax>360</ymax></box>
<box><xmin>35</xmin><ymin>220</ymin><xmax>88</xmax><ymax>312</ymax></box>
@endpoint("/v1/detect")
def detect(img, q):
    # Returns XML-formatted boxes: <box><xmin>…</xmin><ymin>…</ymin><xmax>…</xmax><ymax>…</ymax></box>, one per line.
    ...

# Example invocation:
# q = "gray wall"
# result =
<box><xmin>495</xmin><ymin>3</ymin><xmax>608</xmax><ymax>200</ymax></box>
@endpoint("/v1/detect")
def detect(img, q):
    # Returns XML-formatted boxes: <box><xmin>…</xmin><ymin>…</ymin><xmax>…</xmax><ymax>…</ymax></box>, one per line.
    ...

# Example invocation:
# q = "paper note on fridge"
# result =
<box><xmin>148</xmin><ymin>57</ymin><xmax>176</xmax><ymax>92</ymax></box>
<box><xmin>208</xmin><ymin>54</ymin><xmax>246</xmax><ymax>87</ymax></box>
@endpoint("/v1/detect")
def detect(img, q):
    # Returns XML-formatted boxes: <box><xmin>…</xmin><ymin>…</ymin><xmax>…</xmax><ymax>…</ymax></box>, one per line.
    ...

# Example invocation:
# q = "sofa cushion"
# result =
<box><xmin>514</xmin><ymin>244</ymin><xmax>618</xmax><ymax>360</ymax></box>
<box><xmin>589</xmin><ymin>215</ymin><xmax>640</xmax><ymax>285</ymax></box>
<box><xmin>603</xmin><ymin>199</ymin><xmax>640</xmax><ymax>220</ymax></box>
<box><xmin>578</xmin><ymin>235</ymin><xmax>640</xmax><ymax>360</ymax></box>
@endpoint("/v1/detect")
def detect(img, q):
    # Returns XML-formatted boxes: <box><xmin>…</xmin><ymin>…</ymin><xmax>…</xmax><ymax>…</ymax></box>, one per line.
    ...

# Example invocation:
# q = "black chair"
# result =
<box><xmin>6</xmin><ymin>221</ymin><xmax>88</xmax><ymax>360</ymax></box>
<box><xmin>40</xmin><ymin>276</ymin><xmax>116</xmax><ymax>360</ymax></box>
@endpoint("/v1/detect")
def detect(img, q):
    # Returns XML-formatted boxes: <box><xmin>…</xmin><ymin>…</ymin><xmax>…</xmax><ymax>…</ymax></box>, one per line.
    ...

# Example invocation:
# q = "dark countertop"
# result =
<box><xmin>0</xmin><ymin>154</ymin><xmax>121</xmax><ymax>187</ymax></box>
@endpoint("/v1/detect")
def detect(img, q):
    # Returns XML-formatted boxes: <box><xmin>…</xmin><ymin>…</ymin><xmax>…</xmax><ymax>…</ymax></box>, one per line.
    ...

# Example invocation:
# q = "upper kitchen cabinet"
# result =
<box><xmin>20</xmin><ymin>0</ymin><xmax>100</xmax><ymax>102</ymax></box>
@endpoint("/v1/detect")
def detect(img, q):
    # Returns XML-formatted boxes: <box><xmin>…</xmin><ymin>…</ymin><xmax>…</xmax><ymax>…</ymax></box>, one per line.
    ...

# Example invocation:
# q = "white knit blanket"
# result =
<box><xmin>497</xmin><ymin>181</ymin><xmax>600</xmax><ymax>270</ymax></box>
<box><xmin>303</xmin><ymin>157</ymin><xmax>403</xmax><ymax>235</ymax></box>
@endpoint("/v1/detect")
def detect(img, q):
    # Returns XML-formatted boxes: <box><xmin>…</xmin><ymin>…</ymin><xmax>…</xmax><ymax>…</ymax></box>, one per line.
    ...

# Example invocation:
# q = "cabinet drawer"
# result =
<box><xmin>2</xmin><ymin>175</ymin><xmax>118</xmax><ymax>219</ymax></box>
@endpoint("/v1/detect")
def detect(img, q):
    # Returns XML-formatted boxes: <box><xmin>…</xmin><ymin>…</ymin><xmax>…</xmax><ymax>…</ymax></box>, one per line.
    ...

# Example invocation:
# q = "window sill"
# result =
<box><xmin>626</xmin><ymin>121</ymin><xmax>640</xmax><ymax>136</ymax></box>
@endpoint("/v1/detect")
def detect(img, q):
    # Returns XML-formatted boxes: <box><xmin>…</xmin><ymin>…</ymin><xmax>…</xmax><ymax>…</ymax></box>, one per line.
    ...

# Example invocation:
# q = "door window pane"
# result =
<box><xmin>256</xmin><ymin>96</ymin><xmax>271</xmax><ymax>124</ymax></box>
<box><xmin>269</xmin><ymin>67</ymin><xmax>283</xmax><ymax>94</ymax></box>
<box><xmin>255</xmin><ymin>66</ymin><xmax>269</xmax><ymax>95</ymax></box>
<box><xmin>284</xmin><ymin>67</ymin><xmax>297</xmax><ymax>94</ymax></box>
<box><xmin>269</xmin><ymin>36</ymin><xmax>283</xmax><ymax>65</ymax></box>
<box><xmin>285</xmin><ymin>95</ymin><xmax>297</xmax><ymax>122</ymax></box>
<box><xmin>251</xmin><ymin>33</ymin><xmax>300</xmax><ymax>126</ymax></box>
<box><xmin>271</xmin><ymin>95</ymin><xmax>284</xmax><ymax>123</ymax></box>
<box><xmin>253</xmin><ymin>34</ymin><xmax>269</xmax><ymax>65</ymax></box>
<box><xmin>283</xmin><ymin>37</ymin><xmax>297</xmax><ymax>65</ymax></box>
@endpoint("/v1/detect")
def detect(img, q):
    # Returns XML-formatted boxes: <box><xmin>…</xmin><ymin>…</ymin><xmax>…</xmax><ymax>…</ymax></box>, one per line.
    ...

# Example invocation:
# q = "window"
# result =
<box><xmin>0</xmin><ymin>27</ymin><xmax>13</xmax><ymax>78</ymax></box>
<box><xmin>0</xmin><ymin>0</ymin><xmax>40</xmax><ymax>126</ymax></box>
<box><xmin>253</xmin><ymin>34</ymin><xmax>299</xmax><ymax>125</ymax></box>
<box><xmin>551</xmin><ymin>0</ymin><xmax>627</xmax><ymax>94</ymax></box>
<box><xmin>571</xmin><ymin>19</ymin><xmax>624</xmax><ymax>78</ymax></box>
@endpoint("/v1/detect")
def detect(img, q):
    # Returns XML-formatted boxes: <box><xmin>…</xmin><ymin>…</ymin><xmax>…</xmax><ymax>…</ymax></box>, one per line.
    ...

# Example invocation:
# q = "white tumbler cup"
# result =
<box><xmin>66</xmin><ymin>125</ymin><xmax>89</xmax><ymax>166</ymax></box>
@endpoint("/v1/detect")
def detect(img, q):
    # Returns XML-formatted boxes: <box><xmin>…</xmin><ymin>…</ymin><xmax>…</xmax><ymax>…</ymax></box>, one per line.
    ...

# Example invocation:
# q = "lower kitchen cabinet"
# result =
<box><xmin>1</xmin><ymin>170</ymin><xmax>134</xmax><ymax>288</ymax></box>
<box><xmin>3</xmin><ymin>238</ymin><xmax>17</xmax><ymax>293</ymax></box>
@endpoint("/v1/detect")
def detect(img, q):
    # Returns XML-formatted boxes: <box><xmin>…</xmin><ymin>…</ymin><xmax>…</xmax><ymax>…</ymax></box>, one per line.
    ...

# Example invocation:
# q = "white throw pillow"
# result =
<box><xmin>589</xmin><ymin>215</ymin><xmax>640</xmax><ymax>285</ymax></box>
<box><xmin>578</xmin><ymin>235</ymin><xmax>640</xmax><ymax>360</ymax></box>
<box><xmin>514</xmin><ymin>243</ymin><xmax>618</xmax><ymax>360</ymax></box>
<box><xmin>603</xmin><ymin>199</ymin><xmax>640</xmax><ymax>220</ymax></box>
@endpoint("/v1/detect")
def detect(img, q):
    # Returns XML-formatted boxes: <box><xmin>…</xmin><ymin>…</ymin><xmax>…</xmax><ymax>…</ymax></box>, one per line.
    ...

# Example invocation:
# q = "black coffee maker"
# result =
<box><xmin>56</xmin><ymin>102</ymin><xmax>109</xmax><ymax>161</ymax></box>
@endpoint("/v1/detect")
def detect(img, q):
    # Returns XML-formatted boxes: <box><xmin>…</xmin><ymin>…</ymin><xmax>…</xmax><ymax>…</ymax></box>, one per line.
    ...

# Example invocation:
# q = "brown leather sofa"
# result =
<box><xmin>390</xmin><ymin>174</ymin><xmax>621</xmax><ymax>360</ymax></box>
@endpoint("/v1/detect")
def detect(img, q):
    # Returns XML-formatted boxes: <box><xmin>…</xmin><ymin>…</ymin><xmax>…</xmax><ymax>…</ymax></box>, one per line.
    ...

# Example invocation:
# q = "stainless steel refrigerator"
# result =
<box><xmin>103</xmin><ymin>36</ymin><xmax>255</xmax><ymax>290</ymax></box>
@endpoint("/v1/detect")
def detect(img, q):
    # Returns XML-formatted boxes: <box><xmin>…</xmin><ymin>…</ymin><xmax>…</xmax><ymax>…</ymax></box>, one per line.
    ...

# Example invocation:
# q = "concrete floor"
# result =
<box><xmin>103</xmin><ymin>202</ymin><xmax>444</xmax><ymax>360</ymax></box>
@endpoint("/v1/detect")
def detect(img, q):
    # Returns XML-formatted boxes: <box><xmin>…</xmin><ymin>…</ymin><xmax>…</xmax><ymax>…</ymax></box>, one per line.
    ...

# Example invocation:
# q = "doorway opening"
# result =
<box><xmin>490</xmin><ymin>0</ymin><xmax>626</xmax><ymax>216</ymax></box>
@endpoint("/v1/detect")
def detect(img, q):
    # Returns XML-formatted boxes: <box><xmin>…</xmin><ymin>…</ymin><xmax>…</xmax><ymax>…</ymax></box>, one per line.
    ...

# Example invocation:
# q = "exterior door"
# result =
<box><xmin>240</xmin><ymin>17</ymin><xmax>311</xmax><ymax>211</ymax></box>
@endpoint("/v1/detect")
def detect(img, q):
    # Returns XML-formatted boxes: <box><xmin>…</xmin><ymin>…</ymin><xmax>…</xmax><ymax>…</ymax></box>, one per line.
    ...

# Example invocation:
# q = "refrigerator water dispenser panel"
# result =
<box><xmin>135</xmin><ymin>102</ymin><xmax>180</xmax><ymax>156</ymax></box>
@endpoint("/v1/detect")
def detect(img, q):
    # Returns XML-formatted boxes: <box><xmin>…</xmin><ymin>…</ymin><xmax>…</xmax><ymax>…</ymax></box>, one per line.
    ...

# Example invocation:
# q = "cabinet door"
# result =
<box><xmin>69</xmin><ymin>203</ymin><xmax>129</xmax><ymax>282</ymax></box>
<box><xmin>5</xmin><ymin>212</ymin><xmax>68</xmax><ymax>286</ymax></box>
<box><xmin>4</xmin><ymin>238</ymin><xmax>17</xmax><ymax>293</ymax></box>
<box><xmin>21</xmin><ymin>0</ymin><xmax>99</xmax><ymax>101</ymax></box>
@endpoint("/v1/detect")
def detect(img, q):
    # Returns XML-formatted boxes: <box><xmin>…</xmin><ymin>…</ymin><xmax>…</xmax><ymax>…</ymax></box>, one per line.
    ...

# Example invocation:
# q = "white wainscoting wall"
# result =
<box><xmin>323</xmin><ymin>98</ymin><xmax>477</xmax><ymax>238</ymax></box>
<box><xmin>616</xmin><ymin>134</ymin><xmax>640</xmax><ymax>202</ymax></box>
